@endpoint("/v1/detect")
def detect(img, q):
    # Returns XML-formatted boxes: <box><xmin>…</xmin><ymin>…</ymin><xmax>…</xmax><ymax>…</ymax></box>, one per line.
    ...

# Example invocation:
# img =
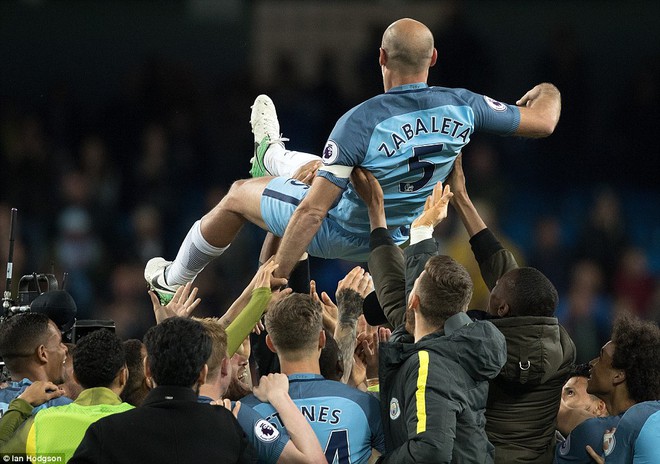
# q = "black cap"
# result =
<box><xmin>362</xmin><ymin>291</ymin><xmax>388</xmax><ymax>326</ymax></box>
<box><xmin>30</xmin><ymin>290</ymin><xmax>77</xmax><ymax>332</ymax></box>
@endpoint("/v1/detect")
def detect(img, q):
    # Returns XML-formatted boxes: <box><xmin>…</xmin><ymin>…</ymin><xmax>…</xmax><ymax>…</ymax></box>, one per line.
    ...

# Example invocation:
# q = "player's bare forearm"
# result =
<box><xmin>351</xmin><ymin>167</ymin><xmax>386</xmax><ymax>231</ymax></box>
<box><xmin>273</xmin><ymin>176</ymin><xmax>342</xmax><ymax>277</ymax></box>
<box><xmin>446</xmin><ymin>154</ymin><xmax>486</xmax><ymax>237</ymax></box>
<box><xmin>274</xmin><ymin>207</ymin><xmax>324</xmax><ymax>277</ymax></box>
<box><xmin>256</xmin><ymin>375</ymin><xmax>326</xmax><ymax>463</ymax></box>
<box><xmin>516</xmin><ymin>82</ymin><xmax>561</xmax><ymax>137</ymax></box>
<box><xmin>452</xmin><ymin>193</ymin><xmax>487</xmax><ymax>238</ymax></box>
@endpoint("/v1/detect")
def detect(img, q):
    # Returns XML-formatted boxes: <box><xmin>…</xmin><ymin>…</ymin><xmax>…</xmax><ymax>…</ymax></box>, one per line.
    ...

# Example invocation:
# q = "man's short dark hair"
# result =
<box><xmin>569</xmin><ymin>362</ymin><xmax>592</xmax><ymax>379</ymax></box>
<box><xmin>266</xmin><ymin>293</ymin><xmax>322</xmax><ymax>357</ymax></box>
<box><xmin>503</xmin><ymin>267</ymin><xmax>558</xmax><ymax>317</ymax></box>
<box><xmin>73</xmin><ymin>329</ymin><xmax>125</xmax><ymax>389</ymax></box>
<box><xmin>0</xmin><ymin>313</ymin><xmax>51</xmax><ymax>370</ymax></box>
<box><xmin>611</xmin><ymin>314</ymin><xmax>660</xmax><ymax>403</ymax></box>
<box><xmin>417</xmin><ymin>255</ymin><xmax>473</xmax><ymax>327</ymax></box>
<box><xmin>143</xmin><ymin>317</ymin><xmax>212</xmax><ymax>388</ymax></box>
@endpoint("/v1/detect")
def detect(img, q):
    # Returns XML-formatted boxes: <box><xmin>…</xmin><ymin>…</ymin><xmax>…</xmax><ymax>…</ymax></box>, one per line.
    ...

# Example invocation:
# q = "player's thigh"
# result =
<box><xmin>208</xmin><ymin>177</ymin><xmax>272</xmax><ymax>229</ymax></box>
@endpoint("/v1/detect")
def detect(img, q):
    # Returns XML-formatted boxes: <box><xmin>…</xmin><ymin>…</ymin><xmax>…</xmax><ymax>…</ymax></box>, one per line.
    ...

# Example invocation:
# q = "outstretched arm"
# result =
<box><xmin>351</xmin><ymin>168</ymin><xmax>406</xmax><ymax>328</ymax></box>
<box><xmin>446</xmin><ymin>154</ymin><xmax>518</xmax><ymax>290</ymax></box>
<box><xmin>274</xmin><ymin>176</ymin><xmax>342</xmax><ymax>277</ymax></box>
<box><xmin>334</xmin><ymin>266</ymin><xmax>373</xmax><ymax>384</ymax></box>
<box><xmin>222</xmin><ymin>259</ymin><xmax>288</xmax><ymax>357</ymax></box>
<box><xmin>445</xmin><ymin>154</ymin><xmax>487</xmax><ymax>238</ymax></box>
<box><xmin>515</xmin><ymin>82</ymin><xmax>561</xmax><ymax>138</ymax></box>
<box><xmin>351</xmin><ymin>168</ymin><xmax>452</xmax><ymax>329</ymax></box>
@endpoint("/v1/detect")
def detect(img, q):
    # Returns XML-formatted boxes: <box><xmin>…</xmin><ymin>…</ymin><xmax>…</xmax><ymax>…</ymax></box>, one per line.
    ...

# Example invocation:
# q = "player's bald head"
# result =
<box><xmin>381</xmin><ymin>18</ymin><xmax>435</xmax><ymax>73</ymax></box>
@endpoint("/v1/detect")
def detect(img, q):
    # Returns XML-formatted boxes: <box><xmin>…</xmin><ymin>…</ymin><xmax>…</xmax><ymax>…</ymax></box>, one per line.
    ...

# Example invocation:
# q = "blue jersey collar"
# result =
<box><xmin>288</xmin><ymin>373</ymin><xmax>324</xmax><ymax>381</ymax></box>
<box><xmin>387</xmin><ymin>82</ymin><xmax>429</xmax><ymax>93</ymax></box>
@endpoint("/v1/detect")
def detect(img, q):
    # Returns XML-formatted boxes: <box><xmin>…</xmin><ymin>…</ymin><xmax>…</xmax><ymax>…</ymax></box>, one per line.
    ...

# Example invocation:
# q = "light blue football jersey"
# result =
<box><xmin>605</xmin><ymin>400</ymin><xmax>660</xmax><ymax>463</ymax></box>
<box><xmin>317</xmin><ymin>83</ymin><xmax>520</xmax><ymax>238</ymax></box>
<box><xmin>241</xmin><ymin>373</ymin><xmax>384</xmax><ymax>464</ymax></box>
<box><xmin>0</xmin><ymin>378</ymin><xmax>72</xmax><ymax>416</ymax></box>
<box><xmin>556</xmin><ymin>415</ymin><xmax>622</xmax><ymax>463</ymax></box>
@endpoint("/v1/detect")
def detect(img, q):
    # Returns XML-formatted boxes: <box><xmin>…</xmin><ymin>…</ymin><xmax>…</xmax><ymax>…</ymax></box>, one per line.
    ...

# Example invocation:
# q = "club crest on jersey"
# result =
<box><xmin>322</xmin><ymin>141</ymin><xmax>339</xmax><ymax>165</ymax></box>
<box><xmin>483</xmin><ymin>96</ymin><xmax>507</xmax><ymax>112</ymax></box>
<box><xmin>390</xmin><ymin>398</ymin><xmax>401</xmax><ymax>420</ymax></box>
<box><xmin>603</xmin><ymin>428</ymin><xmax>616</xmax><ymax>456</ymax></box>
<box><xmin>255</xmin><ymin>419</ymin><xmax>280</xmax><ymax>443</ymax></box>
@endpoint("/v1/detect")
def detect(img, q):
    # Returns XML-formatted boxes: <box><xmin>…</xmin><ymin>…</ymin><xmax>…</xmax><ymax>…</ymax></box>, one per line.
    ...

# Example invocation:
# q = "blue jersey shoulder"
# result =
<box><xmin>606</xmin><ymin>401</ymin><xmax>660</xmax><ymax>463</ymax></box>
<box><xmin>556</xmin><ymin>415</ymin><xmax>622</xmax><ymax>463</ymax></box>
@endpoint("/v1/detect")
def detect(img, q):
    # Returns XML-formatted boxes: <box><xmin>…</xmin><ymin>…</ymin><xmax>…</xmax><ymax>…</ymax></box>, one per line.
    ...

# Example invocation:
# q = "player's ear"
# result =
<box><xmin>409</xmin><ymin>293</ymin><xmax>420</xmax><ymax>311</ymax></box>
<box><xmin>379</xmin><ymin>47</ymin><xmax>387</xmax><ymax>66</ymax></box>
<box><xmin>595</xmin><ymin>399</ymin><xmax>608</xmax><ymax>417</ymax></box>
<box><xmin>265</xmin><ymin>334</ymin><xmax>277</xmax><ymax>354</ymax></box>
<box><xmin>197</xmin><ymin>364</ymin><xmax>208</xmax><ymax>387</ymax></box>
<box><xmin>220</xmin><ymin>357</ymin><xmax>230</xmax><ymax>379</ymax></box>
<box><xmin>37</xmin><ymin>344</ymin><xmax>48</xmax><ymax>363</ymax></box>
<box><xmin>319</xmin><ymin>329</ymin><xmax>326</xmax><ymax>350</ymax></box>
<box><xmin>612</xmin><ymin>368</ymin><xmax>626</xmax><ymax>387</ymax></box>
<box><xmin>144</xmin><ymin>355</ymin><xmax>151</xmax><ymax>378</ymax></box>
<box><xmin>430</xmin><ymin>48</ymin><xmax>437</xmax><ymax>67</ymax></box>
<box><xmin>497</xmin><ymin>302</ymin><xmax>510</xmax><ymax>317</ymax></box>
<box><xmin>118</xmin><ymin>365</ymin><xmax>129</xmax><ymax>389</ymax></box>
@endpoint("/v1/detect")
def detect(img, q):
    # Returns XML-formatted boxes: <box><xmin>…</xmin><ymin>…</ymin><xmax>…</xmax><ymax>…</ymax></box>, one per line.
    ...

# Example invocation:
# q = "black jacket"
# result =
<box><xmin>379</xmin><ymin>312</ymin><xmax>506</xmax><ymax>463</ymax></box>
<box><xmin>468</xmin><ymin>229</ymin><xmax>576</xmax><ymax>464</ymax></box>
<box><xmin>69</xmin><ymin>386</ymin><xmax>257</xmax><ymax>464</ymax></box>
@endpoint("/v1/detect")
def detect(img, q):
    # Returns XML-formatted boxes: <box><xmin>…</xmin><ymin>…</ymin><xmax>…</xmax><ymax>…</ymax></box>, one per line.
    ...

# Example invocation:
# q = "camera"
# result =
<box><xmin>2</xmin><ymin>273</ymin><xmax>60</xmax><ymax>319</ymax></box>
<box><xmin>1</xmin><ymin>208</ymin><xmax>116</xmax><ymax>383</ymax></box>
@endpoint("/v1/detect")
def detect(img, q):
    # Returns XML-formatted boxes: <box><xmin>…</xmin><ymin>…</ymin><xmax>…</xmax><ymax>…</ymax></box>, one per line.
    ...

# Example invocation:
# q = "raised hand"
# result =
<box><xmin>292</xmin><ymin>160</ymin><xmax>323</xmax><ymax>185</ymax></box>
<box><xmin>337</xmin><ymin>266</ymin><xmax>373</xmax><ymax>300</ymax></box>
<box><xmin>445</xmin><ymin>153</ymin><xmax>466</xmax><ymax>200</ymax></box>
<box><xmin>253</xmin><ymin>258</ymin><xmax>287</xmax><ymax>290</ymax></box>
<box><xmin>150</xmin><ymin>282</ymin><xmax>201</xmax><ymax>324</ymax></box>
<box><xmin>252</xmin><ymin>373</ymin><xmax>290</xmax><ymax>403</ymax></box>
<box><xmin>311</xmin><ymin>279</ymin><xmax>338</xmax><ymax>333</ymax></box>
<box><xmin>411</xmin><ymin>181</ymin><xmax>453</xmax><ymax>229</ymax></box>
<box><xmin>356</xmin><ymin>327</ymin><xmax>391</xmax><ymax>381</ymax></box>
<box><xmin>350</xmin><ymin>167</ymin><xmax>386</xmax><ymax>230</ymax></box>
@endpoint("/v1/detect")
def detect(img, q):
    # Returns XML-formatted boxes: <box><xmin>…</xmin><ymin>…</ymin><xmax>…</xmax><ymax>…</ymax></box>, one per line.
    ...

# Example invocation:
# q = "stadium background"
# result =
<box><xmin>1</xmin><ymin>0</ymin><xmax>659</xmax><ymax>362</ymax></box>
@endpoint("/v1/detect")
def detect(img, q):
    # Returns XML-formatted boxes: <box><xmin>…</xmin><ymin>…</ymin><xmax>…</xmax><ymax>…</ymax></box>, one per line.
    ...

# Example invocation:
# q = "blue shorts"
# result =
<box><xmin>260</xmin><ymin>177</ymin><xmax>372</xmax><ymax>261</ymax></box>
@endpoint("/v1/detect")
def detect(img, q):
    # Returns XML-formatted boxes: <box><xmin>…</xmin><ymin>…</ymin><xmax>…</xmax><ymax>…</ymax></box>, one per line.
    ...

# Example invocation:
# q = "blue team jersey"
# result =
<box><xmin>605</xmin><ymin>401</ymin><xmax>660</xmax><ymax>463</ymax></box>
<box><xmin>199</xmin><ymin>395</ymin><xmax>288</xmax><ymax>464</ymax></box>
<box><xmin>556</xmin><ymin>415</ymin><xmax>622</xmax><ymax>463</ymax></box>
<box><xmin>317</xmin><ymin>83</ymin><xmax>520</xmax><ymax>237</ymax></box>
<box><xmin>241</xmin><ymin>373</ymin><xmax>385</xmax><ymax>464</ymax></box>
<box><xmin>0</xmin><ymin>378</ymin><xmax>72</xmax><ymax>416</ymax></box>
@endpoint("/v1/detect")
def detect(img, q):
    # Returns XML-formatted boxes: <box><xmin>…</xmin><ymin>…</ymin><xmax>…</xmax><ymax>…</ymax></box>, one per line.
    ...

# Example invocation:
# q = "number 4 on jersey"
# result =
<box><xmin>324</xmin><ymin>429</ymin><xmax>350</xmax><ymax>464</ymax></box>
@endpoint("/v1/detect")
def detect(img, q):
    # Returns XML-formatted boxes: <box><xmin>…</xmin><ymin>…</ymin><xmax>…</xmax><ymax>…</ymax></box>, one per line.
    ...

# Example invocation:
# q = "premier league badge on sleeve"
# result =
<box><xmin>255</xmin><ymin>419</ymin><xmax>280</xmax><ymax>443</ymax></box>
<box><xmin>483</xmin><ymin>95</ymin><xmax>507</xmax><ymax>112</ymax></box>
<box><xmin>322</xmin><ymin>140</ymin><xmax>339</xmax><ymax>165</ymax></box>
